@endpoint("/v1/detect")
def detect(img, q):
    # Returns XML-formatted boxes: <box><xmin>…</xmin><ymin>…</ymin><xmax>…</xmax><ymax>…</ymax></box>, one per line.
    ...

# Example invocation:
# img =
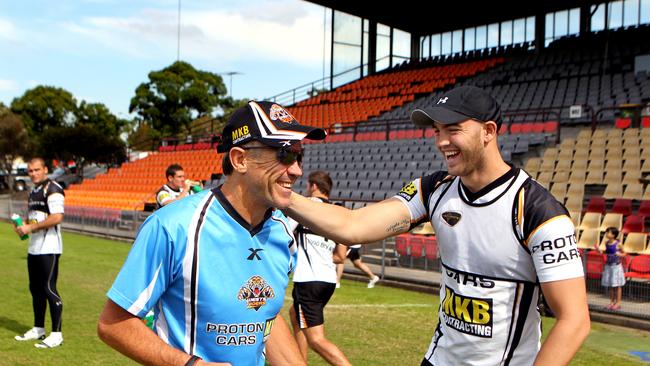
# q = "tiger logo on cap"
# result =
<box><xmin>269</xmin><ymin>104</ymin><xmax>296</xmax><ymax>124</ymax></box>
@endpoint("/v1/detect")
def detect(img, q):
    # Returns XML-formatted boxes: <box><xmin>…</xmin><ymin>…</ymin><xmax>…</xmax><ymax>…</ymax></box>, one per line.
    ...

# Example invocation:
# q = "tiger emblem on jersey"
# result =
<box><xmin>269</xmin><ymin>104</ymin><xmax>296</xmax><ymax>123</ymax></box>
<box><xmin>237</xmin><ymin>275</ymin><xmax>276</xmax><ymax>311</ymax></box>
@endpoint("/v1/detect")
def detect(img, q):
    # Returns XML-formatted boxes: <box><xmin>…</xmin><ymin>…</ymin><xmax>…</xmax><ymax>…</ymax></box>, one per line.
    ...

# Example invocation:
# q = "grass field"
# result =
<box><xmin>0</xmin><ymin>222</ymin><xmax>648</xmax><ymax>365</ymax></box>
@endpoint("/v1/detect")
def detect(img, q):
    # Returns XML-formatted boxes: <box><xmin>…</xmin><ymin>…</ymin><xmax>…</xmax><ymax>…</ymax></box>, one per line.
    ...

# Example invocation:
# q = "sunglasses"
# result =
<box><xmin>242</xmin><ymin>146</ymin><xmax>303</xmax><ymax>166</ymax></box>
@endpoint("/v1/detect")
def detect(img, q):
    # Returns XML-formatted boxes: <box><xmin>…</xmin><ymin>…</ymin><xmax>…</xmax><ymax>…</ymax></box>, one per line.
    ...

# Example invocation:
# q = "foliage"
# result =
<box><xmin>39</xmin><ymin>125</ymin><xmax>126</xmax><ymax>166</ymax></box>
<box><xmin>0</xmin><ymin>108</ymin><xmax>32</xmax><ymax>189</ymax></box>
<box><xmin>186</xmin><ymin>98</ymin><xmax>248</xmax><ymax>139</ymax></box>
<box><xmin>127</xmin><ymin>122</ymin><xmax>159</xmax><ymax>152</ymax></box>
<box><xmin>9</xmin><ymin>86</ymin><xmax>127</xmax><ymax>169</ymax></box>
<box><xmin>10</xmin><ymin>85</ymin><xmax>78</xmax><ymax>134</ymax></box>
<box><xmin>129</xmin><ymin>61</ymin><xmax>229</xmax><ymax>136</ymax></box>
<box><xmin>77</xmin><ymin>101</ymin><xmax>127</xmax><ymax>136</ymax></box>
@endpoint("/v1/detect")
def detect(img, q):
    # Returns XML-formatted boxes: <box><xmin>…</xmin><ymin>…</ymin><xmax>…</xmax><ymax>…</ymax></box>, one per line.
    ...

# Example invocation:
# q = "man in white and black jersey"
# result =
<box><xmin>155</xmin><ymin>164</ymin><xmax>201</xmax><ymax>209</ymax></box>
<box><xmin>13</xmin><ymin>158</ymin><xmax>65</xmax><ymax>348</ymax></box>
<box><xmin>288</xmin><ymin>171</ymin><xmax>350</xmax><ymax>366</ymax></box>
<box><xmin>286</xmin><ymin>86</ymin><xmax>590</xmax><ymax>366</ymax></box>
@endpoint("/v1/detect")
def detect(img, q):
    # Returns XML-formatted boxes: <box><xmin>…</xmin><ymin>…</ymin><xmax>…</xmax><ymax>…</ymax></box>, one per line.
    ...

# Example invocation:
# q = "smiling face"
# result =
<box><xmin>432</xmin><ymin>119</ymin><xmax>486</xmax><ymax>177</ymax></box>
<box><xmin>243</xmin><ymin>146</ymin><xmax>303</xmax><ymax>210</ymax></box>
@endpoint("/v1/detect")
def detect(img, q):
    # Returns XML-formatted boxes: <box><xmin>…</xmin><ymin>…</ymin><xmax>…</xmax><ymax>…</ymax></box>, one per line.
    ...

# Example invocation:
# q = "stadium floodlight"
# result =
<box><xmin>219</xmin><ymin>71</ymin><xmax>244</xmax><ymax>97</ymax></box>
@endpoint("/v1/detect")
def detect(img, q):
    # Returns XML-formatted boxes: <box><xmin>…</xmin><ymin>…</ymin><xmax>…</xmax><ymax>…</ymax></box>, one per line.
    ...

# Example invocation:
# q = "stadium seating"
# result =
<box><xmin>394</xmin><ymin>234</ymin><xmax>410</xmax><ymax>262</ymax></box>
<box><xmin>585</xmin><ymin>250</ymin><xmax>605</xmax><ymax>280</ymax></box>
<box><xmin>625</xmin><ymin>255</ymin><xmax>650</xmax><ymax>280</ymax></box>
<box><xmin>290</xmin><ymin>58</ymin><xmax>505</xmax><ymax>130</ymax></box>
<box><xmin>623</xmin><ymin>233</ymin><xmax>648</xmax><ymax>254</ymax></box>
<box><xmin>611</xmin><ymin>199</ymin><xmax>633</xmax><ymax>216</ymax></box>
<box><xmin>577</xmin><ymin>229</ymin><xmax>599</xmax><ymax>250</ymax></box>
<box><xmin>622</xmin><ymin>215</ymin><xmax>645</xmax><ymax>234</ymax></box>
<box><xmin>66</xmin><ymin>150</ymin><xmax>223</xmax><ymax>210</ymax></box>
<box><xmin>409</xmin><ymin>236</ymin><xmax>424</xmax><ymax>267</ymax></box>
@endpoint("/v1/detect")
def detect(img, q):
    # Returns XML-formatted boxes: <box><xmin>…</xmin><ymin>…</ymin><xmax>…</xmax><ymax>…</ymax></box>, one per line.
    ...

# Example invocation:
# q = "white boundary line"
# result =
<box><xmin>283</xmin><ymin>298</ymin><xmax>433</xmax><ymax>308</ymax></box>
<box><xmin>327</xmin><ymin>304</ymin><xmax>434</xmax><ymax>309</ymax></box>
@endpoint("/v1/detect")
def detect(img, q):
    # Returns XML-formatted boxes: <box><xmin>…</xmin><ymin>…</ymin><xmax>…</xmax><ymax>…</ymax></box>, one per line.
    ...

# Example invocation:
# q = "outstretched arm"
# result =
<box><xmin>533</xmin><ymin>278</ymin><xmax>590</xmax><ymax>366</ymax></box>
<box><xmin>286</xmin><ymin>193</ymin><xmax>412</xmax><ymax>245</ymax></box>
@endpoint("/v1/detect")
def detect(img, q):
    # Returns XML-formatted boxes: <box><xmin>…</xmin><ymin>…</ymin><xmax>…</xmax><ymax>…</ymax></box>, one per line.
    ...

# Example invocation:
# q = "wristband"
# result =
<box><xmin>185</xmin><ymin>355</ymin><xmax>202</xmax><ymax>366</ymax></box>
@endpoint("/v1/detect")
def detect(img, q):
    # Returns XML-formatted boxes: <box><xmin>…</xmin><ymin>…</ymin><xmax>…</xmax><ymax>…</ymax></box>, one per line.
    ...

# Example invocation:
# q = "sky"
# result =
<box><xmin>0</xmin><ymin>0</ymin><xmax>328</xmax><ymax>118</ymax></box>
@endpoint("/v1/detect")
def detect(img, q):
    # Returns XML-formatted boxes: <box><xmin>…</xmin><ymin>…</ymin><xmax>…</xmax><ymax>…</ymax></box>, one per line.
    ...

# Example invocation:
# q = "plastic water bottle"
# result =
<box><xmin>191</xmin><ymin>185</ymin><xmax>202</xmax><ymax>193</ymax></box>
<box><xmin>143</xmin><ymin>310</ymin><xmax>155</xmax><ymax>330</ymax></box>
<box><xmin>11</xmin><ymin>214</ymin><xmax>29</xmax><ymax>241</ymax></box>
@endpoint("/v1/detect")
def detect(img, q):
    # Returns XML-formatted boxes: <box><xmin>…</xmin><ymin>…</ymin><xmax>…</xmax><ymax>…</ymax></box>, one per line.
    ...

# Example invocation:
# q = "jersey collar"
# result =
<box><xmin>212</xmin><ymin>185</ymin><xmax>273</xmax><ymax>237</ymax></box>
<box><xmin>165</xmin><ymin>184</ymin><xmax>181</xmax><ymax>193</ymax></box>
<box><xmin>458</xmin><ymin>165</ymin><xmax>518</xmax><ymax>206</ymax></box>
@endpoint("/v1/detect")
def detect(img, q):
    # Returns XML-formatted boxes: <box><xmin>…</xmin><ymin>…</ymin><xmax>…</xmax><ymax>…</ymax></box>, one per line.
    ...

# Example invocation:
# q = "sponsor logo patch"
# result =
<box><xmin>269</xmin><ymin>104</ymin><xmax>295</xmax><ymax>123</ymax></box>
<box><xmin>237</xmin><ymin>275</ymin><xmax>275</xmax><ymax>311</ymax></box>
<box><xmin>232</xmin><ymin>125</ymin><xmax>252</xmax><ymax>145</ymax></box>
<box><xmin>247</xmin><ymin>248</ymin><xmax>263</xmax><ymax>261</ymax></box>
<box><xmin>441</xmin><ymin>286</ymin><xmax>493</xmax><ymax>338</ymax></box>
<box><xmin>397</xmin><ymin>182</ymin><xmax>418</xmax><ymax>201</ymax></box>
<box><xmin>263</xmin><ymin>317</ymin><xmax>276</xmax><ymax>342</ymax></box>
<box><xmin>206</xmin><ymin>321</ymin><xmax>270</xmax><ymax>346</ymax></box>
<box><xmin>441</xmin><ymin>211</ymin><xmax>462</xmax><ymax>227</ymax></box>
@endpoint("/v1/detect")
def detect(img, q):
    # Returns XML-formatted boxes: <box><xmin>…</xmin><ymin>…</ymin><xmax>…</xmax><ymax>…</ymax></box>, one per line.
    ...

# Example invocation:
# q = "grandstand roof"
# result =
<box><xmin>306</xmin><ymin>0</ymin><xmax>600</xmax><ymax>35</ymax></box>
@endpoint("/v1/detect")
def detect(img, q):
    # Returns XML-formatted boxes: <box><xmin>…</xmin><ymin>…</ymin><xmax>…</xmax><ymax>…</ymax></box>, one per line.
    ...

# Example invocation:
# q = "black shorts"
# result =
<box><xmin>347</xmin><ymin>247</ymin><xmax>361</xmax><ymax>261</ymax></box>
<box><xmin>292</xmin><ymin>281</ymin><xmax>336</xmax><ymax>329</ymax></box>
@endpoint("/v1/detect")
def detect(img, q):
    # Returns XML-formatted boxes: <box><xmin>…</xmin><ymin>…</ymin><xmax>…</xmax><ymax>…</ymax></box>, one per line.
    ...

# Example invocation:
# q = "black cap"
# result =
<box><xmin>217</xmin><ymin>101</ymin><xmax>326</xmax><ymax>153</ymax></box>
<box><xmin>410</xmin><ymin>86</ymin><xmax>502</xmax><ymax>129</ymax></box>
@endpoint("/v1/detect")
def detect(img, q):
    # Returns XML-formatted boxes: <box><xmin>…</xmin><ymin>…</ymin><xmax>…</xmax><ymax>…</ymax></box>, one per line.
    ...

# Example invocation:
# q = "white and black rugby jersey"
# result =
<box><xmin>28</xmin><ymin>179</ymin><xmax>65</xmax><ymax>255</ymax></box>
<box><xmin>289</xmin><ymin>197</ymin><xmax>338</xmax><ymax>283</ymax></box>
<box><xmin>155</xmin><ymin>184</ymin><xmax>184</xmax><ymax>209</ymax></box>
<box><xmin>394</xmin><ymin>167</ymin><xmax>583</xmax><ymax>366</ymax></box>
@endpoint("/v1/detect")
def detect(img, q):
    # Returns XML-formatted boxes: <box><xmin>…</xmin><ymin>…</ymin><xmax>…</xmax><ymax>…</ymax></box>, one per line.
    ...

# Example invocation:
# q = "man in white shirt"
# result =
<box><xmin>289</xmin><ymin>170</ymin><xmax>350</xmax><ymax>365</ymax></box>
<box><xmin>286</xmin><ymin>86</ymin><xmax>590</xmax><ymax>366</ymax></box>
<box><xmin>13</xmin><ymin>158</ymin><xmax>65</xmax><ymax>348</ymax></box>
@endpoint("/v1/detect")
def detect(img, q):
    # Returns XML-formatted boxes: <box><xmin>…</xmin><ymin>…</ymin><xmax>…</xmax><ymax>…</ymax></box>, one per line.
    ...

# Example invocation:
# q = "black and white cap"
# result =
<box><xmin>217</xmin><ymin>101</ymin><xmax>326</xmax><ymax>152</ymax></box>
<box><xmin>410</xmin><ymin>86</ymin><xmax>502</xmax><ymax>129</ymax></box>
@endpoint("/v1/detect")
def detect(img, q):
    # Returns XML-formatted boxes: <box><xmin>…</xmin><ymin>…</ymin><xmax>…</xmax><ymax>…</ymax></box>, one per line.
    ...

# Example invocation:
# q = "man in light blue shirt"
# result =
<box><xmin>98</xmin><ymin>101</ymin><xmax>325</xmax><ymax>366</ymax></box>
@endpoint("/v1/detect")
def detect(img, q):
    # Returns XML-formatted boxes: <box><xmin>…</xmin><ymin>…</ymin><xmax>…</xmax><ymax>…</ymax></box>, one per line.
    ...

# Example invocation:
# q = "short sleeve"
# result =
<box><xmin>107</xmin><ymin>215</ymin><xmax>176</xmax><ymax>317</ymax></box>
<box><xmin>47</xmin><ymin>193</ymin><xmax>65</xmax><ymax>214</ymax></box>
<box><xmin>528</xmin><ymin>215</ymin><xmax>584</xmax><ymax>283</ymax></box>
<box><xmin>392</xmin><ymin>178</ymin><xmax>428</xmax><ymax>222</ymax></box>
<box><xmin>157</xmin><ymin>190</ymin><xmax>172</xmax><ymax>207</ymax></box>
<box><xmin>46</xmin><ymin>182</ymin><xmax>65</xmax><ymax>214</ymax></box>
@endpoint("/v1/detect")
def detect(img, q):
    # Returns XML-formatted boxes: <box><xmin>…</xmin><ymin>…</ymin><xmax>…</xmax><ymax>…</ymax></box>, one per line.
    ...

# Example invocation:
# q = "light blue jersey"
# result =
<box><xmin>107</xmin><ymin>187</ymin><xmax>297</xmax><ymax>365</ymax></box>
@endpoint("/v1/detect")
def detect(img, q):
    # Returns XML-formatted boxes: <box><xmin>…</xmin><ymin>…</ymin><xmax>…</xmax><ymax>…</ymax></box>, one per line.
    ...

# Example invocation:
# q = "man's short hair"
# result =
<box><xmin>222</xmin><ymin>154</ymin><xmax>234</xmax><ymax>176</ymax></box>
<box><xmin>308</xmin><ymin>171</ymin><xmax>332</xmax><ymax>196</ymax></box>
<box><xmin>166</xmin><ymin>164</ymin><xmax>183</xmax><ymax>179</ymax></box>
<box><xmin>28</xmin><ymin>157</ymin><xmax>46</xmax><ymax>167</ymax></box>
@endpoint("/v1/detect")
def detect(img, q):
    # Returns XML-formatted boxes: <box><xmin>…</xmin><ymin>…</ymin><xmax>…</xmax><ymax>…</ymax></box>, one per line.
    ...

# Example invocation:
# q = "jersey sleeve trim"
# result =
<box><xmin>520</xmin><ymin>178</ymin><xmax>571</xmax><ymax>242</ymax></box>
<box><xmin>407</xmin><ymin>171</ymin><xmax>451</xmax><ymax>228</ymax></box>
<box><xmin>524</xmin><ymin>215</ymin><xmax>570</xmax><ymax>245</ymax></box>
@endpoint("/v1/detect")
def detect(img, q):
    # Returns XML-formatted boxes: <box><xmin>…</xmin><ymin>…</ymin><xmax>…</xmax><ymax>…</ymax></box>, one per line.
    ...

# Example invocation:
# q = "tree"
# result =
<box><xmin>10</xmin><ymin>86</ymin><xmax>78</xmax><ymax>135</ymax></box>
<box><xmin>127</xmin><ymin>122</ymin><xmax>159</xmax><ymax>152</ymax></box>
<box><xmin>0</xmin><ymin>108</ymin><xmax>32</xmax><ymax>189</ymax></box>
<box><xmin>77</xmin><ymin>101</ymin><xmax>127</xmax><ymax>136</ymax></box>
<box><xmin>10</xmin><ymin>86</ymin><xmax>127</xmax><ymax>174</ymax></box>
<box><xmin>129</xmin><ymin>61</ymin><xmax>229</xmax><ymax>136</ymax></box>
<box><xmin>39</xmin><ymin>125</ymin><xmax>126</xmax><ymax>169</ymax></box>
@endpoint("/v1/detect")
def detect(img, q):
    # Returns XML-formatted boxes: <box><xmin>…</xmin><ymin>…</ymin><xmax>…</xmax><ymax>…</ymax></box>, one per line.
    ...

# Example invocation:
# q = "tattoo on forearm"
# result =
<box><xmin>386</xmin><ymin>219</ymin><xmax>409</xmax><ymax>233</ymax></box>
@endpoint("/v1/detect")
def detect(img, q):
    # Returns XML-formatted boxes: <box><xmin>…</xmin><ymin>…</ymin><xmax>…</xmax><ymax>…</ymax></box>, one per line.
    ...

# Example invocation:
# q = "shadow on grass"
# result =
<box><xmin>0</xmin><ymin>315</ymin><xmax>30</xmax><ymax>334</ymax></box>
